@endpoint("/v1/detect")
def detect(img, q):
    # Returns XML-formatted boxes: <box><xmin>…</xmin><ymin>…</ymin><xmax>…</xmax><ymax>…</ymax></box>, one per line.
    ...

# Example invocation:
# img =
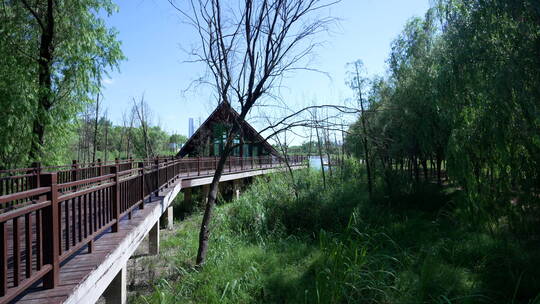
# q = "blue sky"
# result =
<box><xmin>100</xmin><ymin>0</ymin><xmax>431</xmax><ymax>136</ymax></box>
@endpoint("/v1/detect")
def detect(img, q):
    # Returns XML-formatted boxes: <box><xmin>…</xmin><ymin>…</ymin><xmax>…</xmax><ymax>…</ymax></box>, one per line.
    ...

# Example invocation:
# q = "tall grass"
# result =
<box><xmin>135</xmin><ymin>161</ymin><xmax>540</xmax><ymax>304</ymax></box>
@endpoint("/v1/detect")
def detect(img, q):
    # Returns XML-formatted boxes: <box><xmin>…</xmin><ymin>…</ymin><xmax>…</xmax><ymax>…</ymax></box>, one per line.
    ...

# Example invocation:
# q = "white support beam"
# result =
<box><xmin>201</xmin><ymin>184</ymin><xmax>210</xmax><ymax>207</ymax></box>
<box><xmin>149</xmin><ymin>221</ymin><xmax>159</xmax><ymax>255</ymax></box>
<box><xmin>102</xmin><ymin>265</ymin><xmax>127</xmax><ymax>304</ymax></box>
<box><xmin>233</xmin><ymin>180</ymin><xmax>241</xmax><ymax>200</ymax></box>
<box><xmin>160</xmin><ymin>206</ymin><xmax>173</xmax><ymax>230</ymax></box>
<box><xmin>181</xmin><ymin>165</ymin><xmax>304</xmax><ymax>188</ymax></box>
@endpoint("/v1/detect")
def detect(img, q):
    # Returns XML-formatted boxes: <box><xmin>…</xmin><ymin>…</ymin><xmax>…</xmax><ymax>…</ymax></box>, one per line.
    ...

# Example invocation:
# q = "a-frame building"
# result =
<box><xmin>177</xmin><ymin>102</ymin><xmax>279</xmax><ymax>158</ymax></box>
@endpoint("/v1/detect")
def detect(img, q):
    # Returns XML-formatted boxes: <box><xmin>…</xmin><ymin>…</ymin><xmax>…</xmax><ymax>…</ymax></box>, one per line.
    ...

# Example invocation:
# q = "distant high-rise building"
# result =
<box><xmin>189</xmin><ymin>118</ymin><xmax>195</xmax><ymax>137</ymax></box>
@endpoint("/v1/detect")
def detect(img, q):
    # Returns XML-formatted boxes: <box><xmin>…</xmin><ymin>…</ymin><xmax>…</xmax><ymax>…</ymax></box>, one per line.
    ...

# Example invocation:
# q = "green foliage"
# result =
<box><xmin>135</xmin><ymin>162</ymin><xmax>540</xmax><ymax>303</ymax></box>
<box><xmin>286</xmin><ymin>141</ymin><xmax>339</xmax><ymax>156</ymax></box>
<box><xmin>72</xmin><ymin>115</ymin><xmax>186</xmax><ymax>163</ymax></box>
<box><xmin>346</xmin><ymin>0</ymin><xmax>540</xmax><ymax>238</ymax></box>
<box><xmin>0</xmin><ymin>0</ymin><xmax>124</xmax><ymax>168</ymax></box>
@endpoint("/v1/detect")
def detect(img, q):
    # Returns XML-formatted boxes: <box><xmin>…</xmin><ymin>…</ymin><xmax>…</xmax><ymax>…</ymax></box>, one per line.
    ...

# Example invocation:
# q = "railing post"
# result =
<box><xmin>177</xmin><ymin>158</ymin><xmax>181</xmax><ymax>178</ymax></box>
<box><xmin>70</xmin><ymin>160</ymin><xmax>78</xmax><ymax>192</ymax></box>
<box><xmin>172</xmin><ymin>158</ymin><xmax>177</xmax><ymax>179</ymax></box>
<box><xmin>41</xmin><ymin>172</ymin><xmax>59</xmax><ymax>289</ymax></box>
<box><xmin>111</xmin><ymin>166</ymin><xmax>120</xmax><ymax>233</ymax></box>
<box><xmin>240</xmin><ymin>157</ymin><xmax>243</xmax><ymax>170</ymax></box>
<box><xmin>31</xmin><ymin>162</ymin><xmax>41</xmax><ymax>191</ymax></box>
<box><xmin>167</xmin><ymin>158</ymin><xmax>172</xmax><ymax>184</ymax></box>
<box><xmin>154</xmin><ymin>158</ymin><xmax>159</xmax><ymax>196</ymax></box>
<box><xmin>228</xmin><ymin>156</ymin><xmax>231</xmax><ymax>172</ymax></box>
<box><xmin>197</xmin><ymin>157</ymin><xmax>201</xmax><ymax>176</ymax></box>
<box><xmin>0</xmin><ymin>221</ymin><xmax>6</xmax><ymax>296</ymax></box>
<box><xmin>170</xmin><ymin>157</ymin><xmax>175</xmax><ymax>180</ymax></box>
<box><xmin>139</xmin><ymin>162</ymin><xmax>145</xmax><ymax>209</ymax></box>
<box><xmin>97</xmin><ymin>158</ymin><xmax>104</xmax><ymax>176</ymax></box>
<box><xmin>215</xmin><ymin>156</ymin><xmax>218</xmax><ymax>171</ymax></box>
<box><xmin>164</xmin><ymin>158</ymin><xmax>169</xmax><ymax>186</ymax></box>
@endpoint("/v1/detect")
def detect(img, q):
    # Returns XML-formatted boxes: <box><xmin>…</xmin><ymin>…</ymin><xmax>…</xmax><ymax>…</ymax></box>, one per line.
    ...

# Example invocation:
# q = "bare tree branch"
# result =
<box><xmin>169</xmin><ymin>0</ymin><xmax>340</xmax><ymax>266</ymax></box>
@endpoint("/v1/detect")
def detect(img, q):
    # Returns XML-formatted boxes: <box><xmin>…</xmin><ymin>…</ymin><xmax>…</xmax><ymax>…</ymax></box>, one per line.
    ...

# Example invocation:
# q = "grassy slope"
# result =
<box><xmin>134</xmin><ymin>165</ymin><xmax>540</xmax><ymax>304</ymax></box>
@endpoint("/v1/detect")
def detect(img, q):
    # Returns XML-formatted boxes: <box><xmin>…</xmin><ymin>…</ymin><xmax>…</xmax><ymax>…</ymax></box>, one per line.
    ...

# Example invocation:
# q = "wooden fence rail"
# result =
<box><xmin>0</xmin><ymin>155</ymin><xmax>307</xmax><ymax>303</ymax></box>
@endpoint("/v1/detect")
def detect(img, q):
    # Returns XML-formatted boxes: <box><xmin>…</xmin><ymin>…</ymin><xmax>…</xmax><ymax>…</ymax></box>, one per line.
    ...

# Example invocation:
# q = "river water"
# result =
<box><xmin>308</xmin><ymin>156</ymin><xmax>329</xmax><ymax>171</ymax></box>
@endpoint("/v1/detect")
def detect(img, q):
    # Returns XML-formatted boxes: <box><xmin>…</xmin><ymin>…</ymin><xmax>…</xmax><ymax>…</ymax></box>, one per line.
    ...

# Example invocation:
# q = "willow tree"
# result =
<box><xmin>170</xmin><ymin>0</ymin><xmax>338</xmax><ymax>265</ymax></box>
<box><xmin>437</xmin><ymin>0</ymin><xmax>540</xmax><ymax>230</ymax></box>
<box><xmin>0</xmin><ymin>0</ymin><xmax>124</xmax><ymax>166</ymax></box>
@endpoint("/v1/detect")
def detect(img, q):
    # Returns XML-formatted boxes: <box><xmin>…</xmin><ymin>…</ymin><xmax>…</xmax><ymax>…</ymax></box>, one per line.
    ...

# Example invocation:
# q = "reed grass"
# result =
<box><xmin>134</xmin><ymin>163</ymin><xmax>540</xmax><ymax>304</ymax></box>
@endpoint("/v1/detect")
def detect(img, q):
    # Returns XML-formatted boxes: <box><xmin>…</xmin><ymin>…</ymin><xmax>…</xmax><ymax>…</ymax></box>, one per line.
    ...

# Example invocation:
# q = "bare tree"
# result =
<box><xmin>323</xmin><ymin>114</ymin><xmax>333</xmax><ymax>177</ymax></box>
<box><xmin>76</xmin><ymin>113</ymin><xmax>84</xmax><ymax>162</ymax></box>
<box><xmin>103</xmin><ymin>110</ymin><xmax>109</xmax><ymax>162</ymax></box>
<box><xmin>79</xmin><ymin>105</ymin><xmax>93</xmax><ymax>163</ymax></box>
<box><xmin>170</xmin><ymin>0</ymin><xmax>338</xmax><ymax>265</ymax></box>
<box><xmin>120</xmin><ymin>107</ymin><xmax>136</xmax><ymax>159</ymax></box>
<box><xmin>312</xmin><ymin>109</ymin><xmax>327</xmax><ymax>188</ymax></box>
<box><xmin>271</xmin><ymin>126</ymin><xmax>299</xmax><ymax>198</ymax></box>
<box><xmin>348</xmin><ymin>60</ymin><xmax>372</xmax><ymax>198</ymax></box>
<box><xmin>132</xmin><ymin>95</ymin><xmax>153</xmax><ymax>159</ymax></box>
<box><xmin>92</xmin><ymin>94</ymin><xmax>101</xmax><ymax>163</ymax></box>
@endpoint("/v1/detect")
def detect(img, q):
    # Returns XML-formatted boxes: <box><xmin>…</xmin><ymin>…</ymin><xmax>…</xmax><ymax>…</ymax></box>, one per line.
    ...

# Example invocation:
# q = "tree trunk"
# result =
<box><xmin>126</xmin><ymin>114</ymin><xmax>134</xmax><ymax>159</ymax></box>
<box><xmin>354</xmin><ymin>63</ymin><xmax>372</xmax><ymax>198</ymax></box>
<box><xmin>92</xmin><ymin>95</ymin><xmax>100</xmax><ymax>163</ymax></box>
<box><xmin>407</xmin><ymin>157</ymin><xmax>412</xmax><ymax>178</ymax></box>
<box><xmin>414</xmin><ymin>156</ymin><xmax>420</xmax><ymax>183</ymax></box>
<box><xmin>340</xmin><ymin>125</ymin><xmax>345</xmax><ymax>172</ymax></box>
<box><xmin>275</xmin><ymin>132</ymin><xmax>298</xmax><ymax>199</ymax></box>
<box><xmin>361</xmin><ymin>134</ymin><xmax>372</xmax><ymax>196</ymax></box>
<box><xmin>436</xmin><ymin>156</ymin><xmax>442</xmax><ymax>185</ymax></box>
<box><xmin>104</xmin><ymin>116</ymin><xmax>109</xmax><ymax>162</ymax></box>
<box><xmin>196</xmin><ymin>129</ymin><xmax>236</xmax><ymax>265</ymax></box>
<box><xmin>77</xmin><ymin>120</ymin><xmax>83</xmax><ymax>162</ymax></box>
<box><xmin>421</xmin><ymin>158</ymin><xmax>428</xmax><ymax>181</ymax></box>
<box><xmin>324</xmin><ymin>130</ymin><xmax>333</xmax><ymax>177</ymax></box>
<box><xmin>29</xmin><ymin>0</ymin><xmax>54</xmax><ymax>161</ymax></box>
<box><xmin>315</xmin><ymin>125</ymin><xmax>326</xmax><ymax>189</ymax></box>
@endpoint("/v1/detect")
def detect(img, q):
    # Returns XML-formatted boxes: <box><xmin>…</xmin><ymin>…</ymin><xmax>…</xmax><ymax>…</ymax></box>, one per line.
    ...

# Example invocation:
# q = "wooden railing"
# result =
<box><xmin>0</xmin><ymin>155</ymin><xmax>307</xmax><ymax>303</ymax></box>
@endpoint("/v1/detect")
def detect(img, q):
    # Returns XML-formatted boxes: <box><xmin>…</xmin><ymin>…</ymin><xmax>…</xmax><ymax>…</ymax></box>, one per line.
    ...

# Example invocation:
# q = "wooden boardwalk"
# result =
<box><xmin>15</xmin><ymin>185</ymin><xmax>175</xmax><ymax>304</ymax></box>
<box><xmin>0</xmin><ymin>156</ymin><xmax>306</xmax><ymax>303</ymax></box>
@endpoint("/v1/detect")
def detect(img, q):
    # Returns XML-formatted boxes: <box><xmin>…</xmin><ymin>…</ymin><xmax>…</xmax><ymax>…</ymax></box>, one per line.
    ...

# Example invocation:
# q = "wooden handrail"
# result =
<box><xmin>0</xmin><ymin>155</ymin><xmax>308</xmax><ymax>301</ymax></box>
<box><xmin>0</xmin><ymin>187</ymin><xmax>51</xmax><ymax>205</ymax></box>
